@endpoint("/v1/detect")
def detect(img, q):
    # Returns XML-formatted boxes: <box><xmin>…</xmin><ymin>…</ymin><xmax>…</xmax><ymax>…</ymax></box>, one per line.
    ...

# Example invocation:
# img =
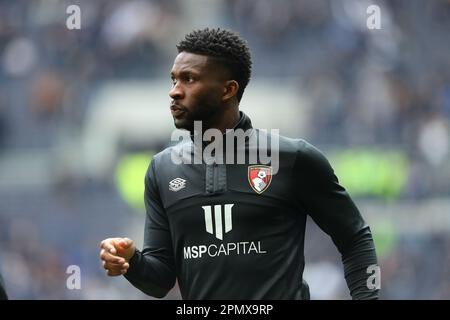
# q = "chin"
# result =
<box><xmin>174</xmin><ymin>119</ymin><xmax>192</xmax><ymax>131</ymax></box>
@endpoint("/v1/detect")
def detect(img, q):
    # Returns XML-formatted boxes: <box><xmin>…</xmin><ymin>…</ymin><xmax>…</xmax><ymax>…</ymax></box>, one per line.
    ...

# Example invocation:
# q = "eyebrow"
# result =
<box><xmin>170</xmin><ymin>69</ymin><xmax>201</xmax><ymax>77</ymax></box>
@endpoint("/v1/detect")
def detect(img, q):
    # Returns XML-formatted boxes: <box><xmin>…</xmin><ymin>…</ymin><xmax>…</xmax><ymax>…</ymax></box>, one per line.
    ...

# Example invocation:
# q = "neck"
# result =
<box><xmin>202</xmin><ymin>106</ymin><xmax>240</xmax><ymax>135</ymax></box>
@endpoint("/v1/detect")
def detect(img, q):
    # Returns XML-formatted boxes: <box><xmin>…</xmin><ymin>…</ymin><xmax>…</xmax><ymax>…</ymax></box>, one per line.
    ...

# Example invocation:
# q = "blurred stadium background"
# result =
<box><xmin>0</xmin><ymin>0</ymin><xmax>449</xmax><ymax>299</ymax></box>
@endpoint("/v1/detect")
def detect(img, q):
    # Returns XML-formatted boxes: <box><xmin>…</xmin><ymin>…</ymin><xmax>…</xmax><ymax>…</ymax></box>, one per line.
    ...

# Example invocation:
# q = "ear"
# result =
<box><xmin>222</xmin><ymin>80</ymin><xmax>239</xmax><ymax>102</ymax></box>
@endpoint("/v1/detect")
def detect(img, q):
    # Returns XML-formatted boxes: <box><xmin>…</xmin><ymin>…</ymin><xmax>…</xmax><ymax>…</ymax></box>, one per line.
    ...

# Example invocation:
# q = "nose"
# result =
<box><xmin>169</xmin><ymin>82</ymin><xmax>184</xmax><ymax>100</ymax></box>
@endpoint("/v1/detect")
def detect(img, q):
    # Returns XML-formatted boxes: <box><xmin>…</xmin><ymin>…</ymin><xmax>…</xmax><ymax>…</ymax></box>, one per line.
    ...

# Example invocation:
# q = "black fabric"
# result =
<box><xmin>0</xmin><ymin>272</ymin><xmax>8</xmax><ymax>300</ymax></box>
<box><xmin>342</xmin><ymin>227</ymin><xmax>379</xmax><ymax>300</ymax></box>
<box><xmin>125</xmin><ymin>112</ymin><xmax>379</xmax><ymax>299</ymax></box>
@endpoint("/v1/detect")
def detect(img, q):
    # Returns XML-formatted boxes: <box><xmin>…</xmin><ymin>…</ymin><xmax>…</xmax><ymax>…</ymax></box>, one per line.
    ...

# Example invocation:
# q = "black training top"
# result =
<box><xmin>125</xmin><ymin>112</ymin><xmax>379</xmax><ymax>299</ymax></box>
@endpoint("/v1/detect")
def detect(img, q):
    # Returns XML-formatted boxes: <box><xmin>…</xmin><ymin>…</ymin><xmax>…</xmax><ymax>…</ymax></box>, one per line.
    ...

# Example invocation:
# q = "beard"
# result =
<box><xmin>173</xmin><ymin>96</ymin><xmax>222</xmax><ymax>133</ymax></box>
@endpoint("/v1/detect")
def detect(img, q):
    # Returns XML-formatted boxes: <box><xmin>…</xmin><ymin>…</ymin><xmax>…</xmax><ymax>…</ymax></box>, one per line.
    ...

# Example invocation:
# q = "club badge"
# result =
<box><xmin>248</xmin><ymin>165</ymin><xmax>272</xmax><ymax>194</ymax></box>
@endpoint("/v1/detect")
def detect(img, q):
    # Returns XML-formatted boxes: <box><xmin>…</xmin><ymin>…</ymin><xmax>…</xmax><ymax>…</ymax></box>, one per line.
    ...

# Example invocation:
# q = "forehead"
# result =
<box><xmin>171</xmin><ymin>52</ymin><xmax>211</xmax><ymax>74</ymax></box>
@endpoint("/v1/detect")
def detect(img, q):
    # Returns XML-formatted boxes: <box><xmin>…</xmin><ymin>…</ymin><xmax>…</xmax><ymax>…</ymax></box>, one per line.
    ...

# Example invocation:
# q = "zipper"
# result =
<box><xmin>213</xmin><ymin>163</ymin><xmax>218</xmax><ymax>192</ymax></box>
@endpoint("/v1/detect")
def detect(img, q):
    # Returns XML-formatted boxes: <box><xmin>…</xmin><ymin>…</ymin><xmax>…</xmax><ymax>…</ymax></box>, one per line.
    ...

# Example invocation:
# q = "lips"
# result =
<box><xmin>170</xmin><ymin>104</ymin><xmax>186</xmax><ymax>117</ymax></box>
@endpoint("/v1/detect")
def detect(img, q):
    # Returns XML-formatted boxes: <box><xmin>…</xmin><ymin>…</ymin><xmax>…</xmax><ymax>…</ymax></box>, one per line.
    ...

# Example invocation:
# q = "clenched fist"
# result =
<box><xmin>99</xmin><ymin>237</ymin><xmax>136</xmax><ymax>276</ymax></box>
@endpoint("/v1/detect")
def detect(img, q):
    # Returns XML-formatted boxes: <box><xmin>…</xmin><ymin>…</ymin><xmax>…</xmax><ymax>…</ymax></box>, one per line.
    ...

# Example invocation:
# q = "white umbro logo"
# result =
<box><xmin>169</xmin><ymin>178</ymin><xmax>186</xmax><ymax>192</ymax></box>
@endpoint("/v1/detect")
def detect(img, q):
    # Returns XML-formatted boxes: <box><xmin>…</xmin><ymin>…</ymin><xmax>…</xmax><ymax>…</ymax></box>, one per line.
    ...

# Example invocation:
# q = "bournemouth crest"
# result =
<box><xmin>248</xmin><ymin>165</ymin><xmax>272</xmax><ymax>194</ymax></box>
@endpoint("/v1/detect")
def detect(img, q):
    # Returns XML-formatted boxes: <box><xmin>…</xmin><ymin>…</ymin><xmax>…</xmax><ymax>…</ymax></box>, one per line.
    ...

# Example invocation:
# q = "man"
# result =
<box><xmin>100</xmin><ymin>28</ymin><xmax>379</xmax><ymax>299</ymax></box>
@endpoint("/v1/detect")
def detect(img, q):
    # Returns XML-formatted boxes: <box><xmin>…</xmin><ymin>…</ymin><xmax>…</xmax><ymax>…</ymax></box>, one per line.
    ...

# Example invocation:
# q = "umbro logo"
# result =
<box><xmin>169</xmin><ymin>178</ymin><xmax>186</xmax><ymax>192</ymax></box>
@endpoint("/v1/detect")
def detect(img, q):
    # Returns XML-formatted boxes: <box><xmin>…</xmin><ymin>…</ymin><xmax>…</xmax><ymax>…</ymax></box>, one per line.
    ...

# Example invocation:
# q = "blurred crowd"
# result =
<box><xmin>228</xmin><ymin>0</ymin><xmax>450</xmax><ymax>198</ymax></box>
<box><xmin>0</xmin><ymin>0</ymin><xmax>449</xmax><ymax>299</ymax></box>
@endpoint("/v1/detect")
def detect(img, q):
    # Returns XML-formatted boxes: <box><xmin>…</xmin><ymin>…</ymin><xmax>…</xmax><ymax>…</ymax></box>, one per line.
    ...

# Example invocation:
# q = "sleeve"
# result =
<box><xmin>124</xmin><ymin>159</ymin><xmax>177</xmax><ymax>298</ymax></box>
<box><xmin>0</xmin><ymin>272</ymin><xmax>8</xmax><ymax>300</ymax></box>
<box><xmin>294</xmin><ymin>141</ymin><xmax>379</xmax><ymax>300</ymax></box>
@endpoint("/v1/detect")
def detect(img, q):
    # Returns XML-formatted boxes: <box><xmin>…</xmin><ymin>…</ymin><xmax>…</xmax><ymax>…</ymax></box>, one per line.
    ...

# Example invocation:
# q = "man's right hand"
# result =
<box><xmin>99</xmin><ymin>237</ymin><xmax>136</xmax><ymax>276</ymax></box>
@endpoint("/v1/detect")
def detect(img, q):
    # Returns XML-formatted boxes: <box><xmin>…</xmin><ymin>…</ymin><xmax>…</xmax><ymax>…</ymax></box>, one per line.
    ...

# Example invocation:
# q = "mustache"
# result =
<box><xmin>170</xmin><ymin>102</ymin><xmax>188</xmax><ymax>111</ymax></box>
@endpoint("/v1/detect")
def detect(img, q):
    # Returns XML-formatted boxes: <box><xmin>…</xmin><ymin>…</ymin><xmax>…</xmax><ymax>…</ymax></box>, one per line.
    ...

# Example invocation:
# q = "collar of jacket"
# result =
<box><xmin>189</xmin><ymin>111</ymin><xmax>254</xmax><ymax>154</ymax></box>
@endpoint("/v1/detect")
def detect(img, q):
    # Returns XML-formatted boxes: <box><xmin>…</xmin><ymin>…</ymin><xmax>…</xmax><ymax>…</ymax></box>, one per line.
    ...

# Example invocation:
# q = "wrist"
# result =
<box><xmin>126</xmin><ymin>247</ymin><xmax>138</xmax><ymax>263</ymax></box>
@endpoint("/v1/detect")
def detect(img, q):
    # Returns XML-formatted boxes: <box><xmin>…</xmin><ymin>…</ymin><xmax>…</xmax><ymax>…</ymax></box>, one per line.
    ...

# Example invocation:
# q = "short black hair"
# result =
<box><xmin>176</xmin><ymin>28</ymin><xmax>252</xmax><ymax>102</ymax></box>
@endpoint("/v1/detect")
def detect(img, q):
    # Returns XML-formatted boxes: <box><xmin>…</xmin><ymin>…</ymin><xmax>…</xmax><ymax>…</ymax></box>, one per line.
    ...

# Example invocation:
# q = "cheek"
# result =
<box><xmin>191</xmin><ymin>85</ymin><xmax>222</xmax><ymax>104</ymax></box>
<box><xmin>204</xmin><ymin>84</ymin><xmax>224</xmax><ymax>101</ymax></box>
